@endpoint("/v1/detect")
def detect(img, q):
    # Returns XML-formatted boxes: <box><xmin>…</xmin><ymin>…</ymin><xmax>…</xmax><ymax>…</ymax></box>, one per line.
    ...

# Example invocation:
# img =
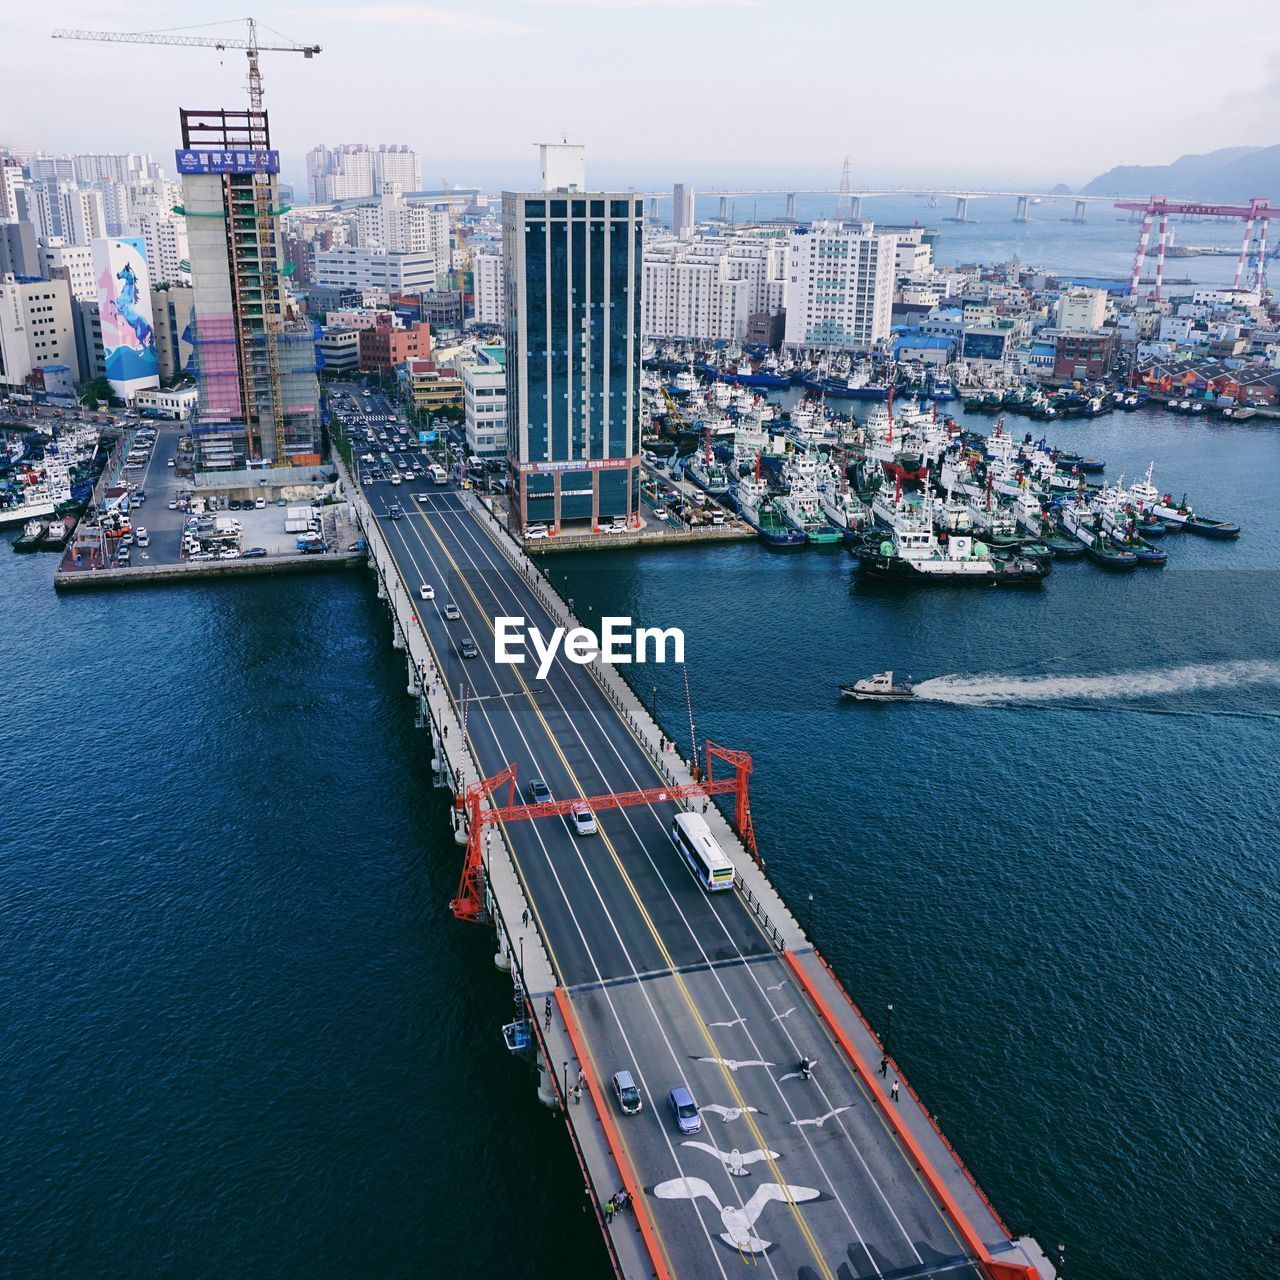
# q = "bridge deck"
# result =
<box><xmin>367</xmin><ymin>480</ymin><xmax>1044</xmax><ymax>1280</ymax></box>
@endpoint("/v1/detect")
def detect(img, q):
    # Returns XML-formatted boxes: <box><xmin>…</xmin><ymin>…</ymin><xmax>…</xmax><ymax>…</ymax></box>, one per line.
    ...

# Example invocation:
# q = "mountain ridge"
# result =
<box><xmin>1080</xmin><ymin>146</ymin><xmax>1280</xmax><ymax>201</ymax></box>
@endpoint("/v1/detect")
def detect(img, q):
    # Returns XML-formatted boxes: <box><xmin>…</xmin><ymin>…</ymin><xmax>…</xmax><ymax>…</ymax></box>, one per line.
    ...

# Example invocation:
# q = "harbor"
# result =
<box><xmin>5</xmin><ymin>402</ymin><xmax>1275</xmax><ymax>1280</ymax></box>
<box><xmin>3</xmin><ymin>7</ymin><xmax>1277</xmax><ymax>1271</ymax></box>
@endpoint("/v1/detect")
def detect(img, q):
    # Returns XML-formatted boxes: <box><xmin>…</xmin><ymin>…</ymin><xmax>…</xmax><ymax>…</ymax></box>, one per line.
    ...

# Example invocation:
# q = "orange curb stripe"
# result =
<box><xmin>554</xmin><ymin>988</ymin><xmax>673</xmax><ymax>1280</ymax></box>
<box><xmin>782</xmin><ymin>952</ymin><xmax>1037</xmax><ymax>1280</ymax></box>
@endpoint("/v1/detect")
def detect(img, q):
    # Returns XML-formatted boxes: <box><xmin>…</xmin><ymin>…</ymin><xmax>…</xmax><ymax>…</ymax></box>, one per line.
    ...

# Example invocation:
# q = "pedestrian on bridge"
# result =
<box><xmin>879</xmin><ymin>1055</ymin><xmax>888</xmax><ymax>1077</ymax></box>
<box><xmin>891</xmin><ymin>1080</ymin><xmax>900</xmax><ymax>1103</ymax></box>
<box><xmin>544</xmin><ymin>996</ymin><xmax>552</xmax><ymax>1030</ymax></box>
<box><xmin>604</xmin><ymin>1196</ymin><xmax>616</xmax><ymax>1225</ymax></box>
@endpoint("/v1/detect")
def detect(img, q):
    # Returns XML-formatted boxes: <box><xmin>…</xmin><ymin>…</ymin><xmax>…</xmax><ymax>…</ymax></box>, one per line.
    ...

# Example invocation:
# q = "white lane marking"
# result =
<box><xmin>389</xmin><ymin>503</ymin><xmax>758</xmax><ymax>1280</ymax></box>
<box><xmin>426</xmin><ymin>499</ymin><xmax>903</xmax><ymax>1271</ymax></box>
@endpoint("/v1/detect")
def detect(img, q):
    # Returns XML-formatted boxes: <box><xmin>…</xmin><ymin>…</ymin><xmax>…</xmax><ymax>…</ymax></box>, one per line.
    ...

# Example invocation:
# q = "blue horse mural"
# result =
<box><xmin>114</xmin><ymin>263</ymin><xmax>155</xmax><ymax>353</ymax></box>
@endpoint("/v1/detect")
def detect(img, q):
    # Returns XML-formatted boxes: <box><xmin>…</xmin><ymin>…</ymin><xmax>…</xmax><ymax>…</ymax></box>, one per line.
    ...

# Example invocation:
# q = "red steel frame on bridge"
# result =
<box><xmin>450</xmin><ymin>740</ymin><xmax>758</xmax><ymax>923</ymax></box>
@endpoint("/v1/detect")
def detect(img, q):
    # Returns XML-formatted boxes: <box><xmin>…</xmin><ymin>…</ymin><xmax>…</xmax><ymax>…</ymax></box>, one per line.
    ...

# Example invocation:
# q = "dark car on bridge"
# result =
<box><xmin>527</xmin><ymin>778</ymin><xmax>551</xmax><ymax>804</ymax></box>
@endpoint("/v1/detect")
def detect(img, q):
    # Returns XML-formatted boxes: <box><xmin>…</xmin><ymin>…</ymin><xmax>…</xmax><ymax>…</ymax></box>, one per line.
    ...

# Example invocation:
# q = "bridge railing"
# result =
<box><xmin>464</xmin><ymin>492</ymin><xmax>796</xmax><ymax>956</ymax></box>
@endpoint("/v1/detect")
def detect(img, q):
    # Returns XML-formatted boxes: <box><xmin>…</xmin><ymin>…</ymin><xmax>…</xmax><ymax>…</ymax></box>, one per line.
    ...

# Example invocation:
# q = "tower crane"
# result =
<box><xmin>52</xmin><ymin>21</ymin><xmax>320</xmax><ymax>462</ymax></box>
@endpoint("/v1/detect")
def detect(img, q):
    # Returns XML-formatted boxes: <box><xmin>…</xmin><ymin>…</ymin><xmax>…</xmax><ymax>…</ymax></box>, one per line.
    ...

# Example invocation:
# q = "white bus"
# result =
<box><xmin>670</xmin><ymin>812</ymin><xmax>736</xmax><ymax>892</ymax></box>
<box><xmin>429</xmin><ymin>463</ymin><xmax>448</xmax><ymax>486</ymax></box>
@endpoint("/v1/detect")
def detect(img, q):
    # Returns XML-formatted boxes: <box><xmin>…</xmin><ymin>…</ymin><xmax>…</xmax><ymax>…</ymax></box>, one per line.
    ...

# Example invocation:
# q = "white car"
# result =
<box><xmin>167</xmin><ymin>458</ymin><xmax>175</xmax><ymax>466</ymax></box>
<box><xmin>569</xmin><ymin>805</ymin><xmax>597</xmax><ymax>836</ymax></box>
<box><xmin>419</xmin><ymin>583</ymin><xmax>435</xmax><ymax>600</ymax></box>
<box><xmin>254</xmin><ymin>497</ymin><xmax>266</xmax><ymax>509</ymax></box>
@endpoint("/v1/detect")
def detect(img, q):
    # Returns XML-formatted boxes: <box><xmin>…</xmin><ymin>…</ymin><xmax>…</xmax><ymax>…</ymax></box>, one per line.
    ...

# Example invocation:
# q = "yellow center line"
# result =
<box><xmin>418</xmin><ymin>505</ymin><xmax>836</xmax><ymax>1280</ymax></box>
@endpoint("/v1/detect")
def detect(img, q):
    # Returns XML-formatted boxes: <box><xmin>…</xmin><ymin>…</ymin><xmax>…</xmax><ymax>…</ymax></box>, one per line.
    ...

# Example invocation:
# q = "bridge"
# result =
<box><xmin>640</xmin><ymin>187</ymin><xmax>1155</xmax><ymax>225</ymax></box>
<box><xmin>345</xmin><ymin>451</ymin><xmax>1057</xmax><ymax>1280</ymax></box>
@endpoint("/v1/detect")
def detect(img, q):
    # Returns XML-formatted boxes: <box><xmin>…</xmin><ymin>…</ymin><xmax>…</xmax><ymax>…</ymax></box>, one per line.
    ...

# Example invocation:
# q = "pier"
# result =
<box><xmin>345</xmin><ymin>458</ymin><xmax>1056</xmax><ymax>1280</ymax></box>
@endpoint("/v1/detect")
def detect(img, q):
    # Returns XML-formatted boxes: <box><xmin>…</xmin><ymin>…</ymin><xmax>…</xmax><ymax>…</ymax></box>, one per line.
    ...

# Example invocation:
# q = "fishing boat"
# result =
<box><xmin>668</xmin><ymin>368</ymin><xmax>699</xmax><ymax>398</ymax></box>
<box><xmin>855</xmin><ymin>523</ymin><xmax>1048</xmax><ymax>584</ymax></box>
<box><xmin>13</xmin><ymin>519</ymin><xmax>46</xmax><ymax>552</ymax></box>
<box><xmin>1148</xmin><ymin>494</ymin><xmax>1240</xmax><ymax>539</ymax></box>
<box><xmin>839</xmin><ymin>671</ymin><xmax>914</xmax><ymax>701</ymax></box>
<box><xmin>855</xmin><ymin>483</ymin><xmax>1047</xmax><ymax>584</ymax></box>
<box><xmin>1059</xmin><ymin>499</ymin><xmax>1139</xmax><ymax>570</ymax></box>
<box><xmin>733</xmin><ymin>461</ymin><xmax>806</xmax><ymax>548</ymax></box>
<box><xmin>780</xmin><ymin>453</ymin><xmax>843</xmax><ymax>544</ymax></box>
<box><xmin>685</xmin><ymin>429</ymin><xmax>731</xmax><ymax>497</ymax></box>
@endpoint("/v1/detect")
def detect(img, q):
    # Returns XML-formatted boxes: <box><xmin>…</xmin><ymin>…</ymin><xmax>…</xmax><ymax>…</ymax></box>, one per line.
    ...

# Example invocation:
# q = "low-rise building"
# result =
<box><xmin>317</xmin><ymin>327</ymin><xmax>360</xmax><ymax>374</ymax></box>
<box><xmin>398</xmin><ymin>357</ymin><xmax>462</xmax><ymax>415</ymax></box>
<box><xmin>134</xmin><ymin>383</ymin><xmax>198</xmax><ymax>419</ymax></box>
<box><xmin>358</xmin><ymin>316</ymin><xmax>431</xmax><ymax>376</ymax></box>
<box><xmin>1052</xmin><ymin>331</ymin><xmax>1116</xmax><ymax>382</ymax></box>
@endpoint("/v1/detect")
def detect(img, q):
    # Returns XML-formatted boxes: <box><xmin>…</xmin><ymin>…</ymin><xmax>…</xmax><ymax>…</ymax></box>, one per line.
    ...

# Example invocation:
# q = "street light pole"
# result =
<box><xmin>886</xmin><ymin>1002</ymin><xmax>894</xmax><ymax>1057</ymax></box>
<box><xmin>651</xmin><ymin>685</ymin><xmax>658</xmax><ymax>722</ymax></box>
<box><xmin>563</xmin><ymin>1060</ymin><xmax>569</xmax><ymax>1111</ymax></box>
<box><xmin>806</xmin><ymin>893</ymin><xmax>813</xmax><ymax>934</ymax></box>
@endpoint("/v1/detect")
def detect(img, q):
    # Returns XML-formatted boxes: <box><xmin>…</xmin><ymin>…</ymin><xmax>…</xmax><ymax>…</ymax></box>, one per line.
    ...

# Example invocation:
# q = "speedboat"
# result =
<box><xmin>840</xmin><ymin>671</ymin><xmax>914</xmax><ymax>701</ymax></box>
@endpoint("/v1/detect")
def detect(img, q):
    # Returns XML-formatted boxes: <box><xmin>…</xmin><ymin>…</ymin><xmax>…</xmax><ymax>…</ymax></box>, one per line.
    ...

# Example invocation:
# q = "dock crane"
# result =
<box><xmin>52</xmin><ymin>20</ymin><xmax>320</xmax><ymax>462</ymax></box>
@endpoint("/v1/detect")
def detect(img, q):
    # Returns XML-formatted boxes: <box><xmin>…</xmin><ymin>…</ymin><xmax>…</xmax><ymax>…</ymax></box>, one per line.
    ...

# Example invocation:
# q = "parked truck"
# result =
<box><xmin>284</xmin><ymin>505</ymin><xmax>313</xmax><ymax>533</ymax></box>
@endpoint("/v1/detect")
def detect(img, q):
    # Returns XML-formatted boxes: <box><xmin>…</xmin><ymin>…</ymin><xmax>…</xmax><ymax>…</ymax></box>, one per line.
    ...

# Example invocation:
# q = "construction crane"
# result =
<box><xmin>52</xmin><ymin>20</ymin><xmax>320</xmax><ymax>462</ymax></box>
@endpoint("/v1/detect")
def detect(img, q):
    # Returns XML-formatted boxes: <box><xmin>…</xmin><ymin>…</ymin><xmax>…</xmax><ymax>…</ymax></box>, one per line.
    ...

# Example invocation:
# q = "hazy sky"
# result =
<box><xmin>6</xmin><ymin>0</ymin><xmax>1278</xmax><ymax>192</ymax></box>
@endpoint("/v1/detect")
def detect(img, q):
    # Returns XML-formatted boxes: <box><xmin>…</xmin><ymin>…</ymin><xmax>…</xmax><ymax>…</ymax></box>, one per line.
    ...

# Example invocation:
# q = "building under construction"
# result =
<box><xmin>178</xmin><ymin>107</ymin><xmax>321</xmax><ymax>470</ymax></box>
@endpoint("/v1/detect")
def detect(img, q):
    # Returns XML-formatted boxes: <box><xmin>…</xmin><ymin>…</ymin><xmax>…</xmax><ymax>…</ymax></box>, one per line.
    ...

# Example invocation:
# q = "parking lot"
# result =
<box><xmin>61</xmin><ymin>420</ymin><xmax>359</xmax><ymax>578</ymax></box>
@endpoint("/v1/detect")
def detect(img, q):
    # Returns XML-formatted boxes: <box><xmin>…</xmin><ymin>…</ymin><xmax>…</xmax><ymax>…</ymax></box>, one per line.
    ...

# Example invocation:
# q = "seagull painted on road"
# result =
<box><xmin>682</xmin><ymin>1141</ymin><xmax>779</xmax><ymax>1177</ymax></box>
<box><xmin>700</xmin><ymin>1104</ymin><xmax>762</xmax><ymax>1123</ymax></box>
<box><xmin>777</xmin><ymin>1058</ymin><xmax>820</xmax><ymax>1083</ymax></box>
<box><xmin>695</xmin><ymin>1056</ymin><xmax>776</xmax><ymax>1072</ymax></box>
<box><xmin>789</xmin><ymin>1106</ymin><xmax>852</xmax><ymax>1129</ymax></box>
<box><xmin>653</xmin><ymin>1176</ymin><xmax>821</xmax><ymax>1254</ymax></box>
<box><xmin>706</xmin><ymin>1016</ymin><xmax>747</xmax><ymax>1030</ymax></box>
<box><xmin>771</xmin><ymin>1007</ymin><xmax>796</xmax><ymax>1022</ymax></box>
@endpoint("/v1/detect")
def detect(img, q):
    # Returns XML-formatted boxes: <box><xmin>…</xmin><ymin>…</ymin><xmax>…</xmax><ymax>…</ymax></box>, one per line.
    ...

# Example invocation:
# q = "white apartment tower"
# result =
<box><xmin>354</xmin><ymin>186</ymin><xmax>449</xmax><ymax>262</ymax></box>
<box><xmin>642</xmin><ymin>235</ymin><xmax>785</xmax><ymax>342</ymax></box>
<box><xmin>40</xmin><ymin>240</ymin><xmax>97</xmax><ymax>303</ymax></box>
<box><xmin>135</xmin><ymin>208</ymin><xmax>191</xmax><ymax>286</ymax></box>
<box><xmin>672</xmin><ymin>183</ymin><xmax>695</xmax><ymax>239</ymax></box>
<box><xmin>0</xmin><ymin>274</ymin><xmax>78</xmax><ymax>388</ymax></box>
<box><xmin>307</xmin><ymin>144</ymin><xmax>421</xmax><ymax>202</ymax></box>
<box><xmin>783</xmin><ymin>221</ymin><xmax>895</xmax><ymax>350</ymax></box>
<box><xmin>473</xmin><ymin>252</ymin><xmax>504</xmax><ymax>326</ymax></box>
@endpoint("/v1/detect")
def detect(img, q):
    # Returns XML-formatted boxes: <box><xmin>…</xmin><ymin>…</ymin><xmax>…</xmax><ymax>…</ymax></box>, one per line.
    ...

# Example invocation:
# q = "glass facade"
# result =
<box><xmin>503</xmin><ymin>192</ymin><xmax>642</xmax><ymax>528</ymax></box>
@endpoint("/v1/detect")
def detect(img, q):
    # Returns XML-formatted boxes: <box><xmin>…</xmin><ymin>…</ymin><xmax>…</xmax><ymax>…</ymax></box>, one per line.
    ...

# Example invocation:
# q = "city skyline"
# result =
<box><xmin>5</xmin><ymin>0</ymin><xmax>1278</xmax><ymax>193</ymax></box>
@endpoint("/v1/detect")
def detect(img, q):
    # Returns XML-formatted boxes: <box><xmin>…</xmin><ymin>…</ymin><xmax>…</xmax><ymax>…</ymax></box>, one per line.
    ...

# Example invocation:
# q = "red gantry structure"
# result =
<box><xmin>451</xmin><ymin>740</ymin><xmax>758</xmax><ymax>924</ymax></box>
<box><xmin>1118</xmin><ymin>195</ymin><xmax>1273</xmax><ymax>300</ymax></box>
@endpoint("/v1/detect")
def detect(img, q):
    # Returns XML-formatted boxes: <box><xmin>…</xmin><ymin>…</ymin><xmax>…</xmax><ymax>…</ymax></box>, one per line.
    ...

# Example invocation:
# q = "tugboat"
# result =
<box><xmin>13</xmin><ymin>519</ymin><xmax>46</xmax><ymax>552</ymax></box>
<box><xmin>840</xmin><ymin>671</ymin><xmax>914</xmax><ymax>701</ymax></box>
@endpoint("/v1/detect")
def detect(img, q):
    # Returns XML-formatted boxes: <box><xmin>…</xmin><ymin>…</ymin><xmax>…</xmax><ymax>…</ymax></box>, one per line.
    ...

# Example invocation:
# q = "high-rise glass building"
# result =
<box><xmin>502</xmin><ymin>146</ymin><xmax>643</xmax><ymax>531</ymax></box>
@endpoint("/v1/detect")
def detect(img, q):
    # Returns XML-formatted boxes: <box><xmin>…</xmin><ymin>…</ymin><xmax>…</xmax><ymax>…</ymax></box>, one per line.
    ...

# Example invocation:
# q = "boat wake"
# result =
<box><xmin>912</xmin><ymin>661</ymin><xmax>1280</xmax><ymax>707</ymax></box>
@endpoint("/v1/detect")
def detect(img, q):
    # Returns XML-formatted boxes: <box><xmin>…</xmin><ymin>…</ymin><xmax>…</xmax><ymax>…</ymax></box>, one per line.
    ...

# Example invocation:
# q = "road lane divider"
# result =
<box><xmin>555</xmin><ymin>988</ymin><xmax>673</xmax><ymax>1280</ymax></box>
<box><xmin>782</xmin><ymin>952</ymin><xmax>1038</xmax><ymax>1280</ymax></box>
